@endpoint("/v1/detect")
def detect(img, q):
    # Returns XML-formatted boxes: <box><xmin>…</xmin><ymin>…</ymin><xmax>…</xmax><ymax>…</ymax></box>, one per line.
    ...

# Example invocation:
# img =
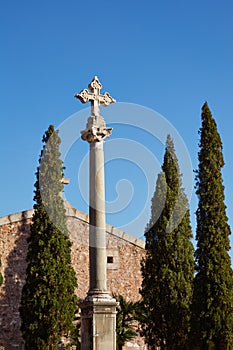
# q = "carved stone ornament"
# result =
<box><xmin>81</xmin><ymin>115</ymin><xmax>112</xmax><ymax>143</ymax></box>
<box><xmin>74</xmin><ymin>76</ymin><xmax>116</xmax><ymax>116</ymax></box>
<box><xmin>75</xmin><ymin>76</ymin><xmax>115</xmax><ymax>142</ymax></box>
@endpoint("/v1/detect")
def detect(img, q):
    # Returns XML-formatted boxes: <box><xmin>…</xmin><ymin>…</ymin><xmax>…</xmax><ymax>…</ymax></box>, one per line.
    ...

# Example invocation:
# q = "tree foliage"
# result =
<box><xmin>115</xmin><ymin>295</ymin><xmax>138</xmax><ymax>350</ymax></box>
<box><xmin>140</xmin><ymin>135</ymin><xmax>194</xmax><ymax>350</ymax></box>
<box><xmin>0</xmin><ymin>255</ymin><xmax>3</xmax><ymax>286</ymax></box>
<box><xmin>191</xmin><ymin>102</ymin><xmax>233</xmax><ymax>349</ymax></box>
<box><xmin>20</xmin><ymin>125</ymin><xmax>77</xmax><ymax>349</ymax></box>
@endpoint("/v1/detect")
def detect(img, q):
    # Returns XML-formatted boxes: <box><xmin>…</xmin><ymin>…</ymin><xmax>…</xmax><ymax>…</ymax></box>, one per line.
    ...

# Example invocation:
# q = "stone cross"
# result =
<box><xmin>75</xmin><ymin>76</ymin><xmax>117</xmax><ymax>350</ymax></box>
<box><xmin>75</xmin><ymin>76</ymin><xmax>116</xmax><ymax>117</ymax></box>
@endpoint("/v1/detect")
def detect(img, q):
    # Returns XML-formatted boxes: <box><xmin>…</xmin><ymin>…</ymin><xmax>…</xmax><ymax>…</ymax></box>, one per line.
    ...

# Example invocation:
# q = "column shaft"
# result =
<box><xmin>89</xmin><ymin>141</ymin><xmax>107</xmax><ymax>293</ymax></box>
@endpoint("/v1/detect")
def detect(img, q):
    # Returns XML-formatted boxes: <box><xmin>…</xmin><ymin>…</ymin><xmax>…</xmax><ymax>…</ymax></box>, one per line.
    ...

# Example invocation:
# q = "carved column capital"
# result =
<box><xmin>81</xmin><ymin>115</ymin><xmax>112</xmax><ymax>143</ymax></box>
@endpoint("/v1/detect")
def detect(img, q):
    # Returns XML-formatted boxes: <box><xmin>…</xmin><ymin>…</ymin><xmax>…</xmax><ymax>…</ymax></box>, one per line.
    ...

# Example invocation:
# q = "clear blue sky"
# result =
<box><xmin>1</xmin><ymin>1</ymin><xmax>233</xmax><ymax>258</ymax></box>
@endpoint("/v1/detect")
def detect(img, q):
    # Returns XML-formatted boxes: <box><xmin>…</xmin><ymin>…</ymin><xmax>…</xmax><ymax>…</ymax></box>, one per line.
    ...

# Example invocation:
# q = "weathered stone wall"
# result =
<box><xmin>0</xmin><ymin>210</ymin><xmax>31</xmax><ymax>350</ymax></box>
<box><xmin>0</xmin><ymin>205</ymin><xmax>146</xmax><ymax>349</ymax></box>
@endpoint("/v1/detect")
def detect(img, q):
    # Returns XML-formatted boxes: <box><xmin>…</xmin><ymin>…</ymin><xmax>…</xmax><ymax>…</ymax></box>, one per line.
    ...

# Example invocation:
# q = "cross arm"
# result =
<box><xmin>75</xmin><ymin>90</ymin><xmax>116</xmax><ymax>106</ymax></box>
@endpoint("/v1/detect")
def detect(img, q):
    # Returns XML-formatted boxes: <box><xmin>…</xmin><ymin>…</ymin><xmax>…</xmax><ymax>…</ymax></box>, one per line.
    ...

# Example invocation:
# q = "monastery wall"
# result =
<box><xmin>0</xmin><ymin>206</ymin><xmax>146</xmax><ymax>349</ymax></box>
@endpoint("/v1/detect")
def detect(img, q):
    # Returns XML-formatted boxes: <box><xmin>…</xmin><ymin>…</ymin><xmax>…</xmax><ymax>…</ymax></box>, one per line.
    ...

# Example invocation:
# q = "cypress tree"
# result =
<box><xmin>20</xmin><ymin>125</ymin><xmax>77</xmax><ymax>349</ymax></box>
<box><xmin>140</xmin><ymin>135</ymin><xmax>194</xmax><ymax>350</ymax></box>
<box><xmin>191</xmin><ymin>102</ymin><xmax>233</xmax><ymax>349</ymax></box>
<box><xmin>0</xmin><ymin>255</ymin><xmax>3</xmax><ymax>286</ymax></box>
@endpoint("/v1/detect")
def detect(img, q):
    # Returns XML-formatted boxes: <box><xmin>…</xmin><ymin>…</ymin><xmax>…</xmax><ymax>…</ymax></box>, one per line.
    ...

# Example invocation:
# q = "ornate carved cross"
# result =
<box><xmin>74</xmin><ymin>76</ymin><xmax>116</xmax><ymax>117</ymax></box>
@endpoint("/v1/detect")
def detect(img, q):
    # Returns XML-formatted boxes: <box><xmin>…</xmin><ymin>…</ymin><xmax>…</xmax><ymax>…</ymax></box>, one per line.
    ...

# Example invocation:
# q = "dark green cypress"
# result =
<box><xmin>140</xmin><ymin>135</ymin><xmax>194</xmax><ymax>350</ymax></box>
<box><xmin>191</xmin><ymin>103</ymin><xmax>233</xmax><ymax>349</ymax></box>
<box><xmin>0</xmin><ymin>255</ymin><xmax>3</xmax><ymax>286</ymax></box>
<box><xmin>20</xmin><ymin>125</ymin><xmax>77</xmax><ymax>349</ymax></box>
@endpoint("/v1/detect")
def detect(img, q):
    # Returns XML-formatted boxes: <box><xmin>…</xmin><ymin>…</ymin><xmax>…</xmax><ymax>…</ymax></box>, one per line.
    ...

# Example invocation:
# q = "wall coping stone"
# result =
<box><xmin>0</xmin><ymin>209</ymin><xmax>34</xmax><ymax>226</ymax></box>
<box><xmin>0</xmin><ymin>203</ymin><xmax>145</xmax><ymax>250</ymax></box>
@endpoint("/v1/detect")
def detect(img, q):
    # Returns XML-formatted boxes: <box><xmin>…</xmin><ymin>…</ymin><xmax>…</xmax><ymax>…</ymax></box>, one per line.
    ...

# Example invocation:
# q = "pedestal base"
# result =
<box><xmin>80</xmin><ymin>295</ymin><xmax>117</xmax><ymax>350</ymax></box>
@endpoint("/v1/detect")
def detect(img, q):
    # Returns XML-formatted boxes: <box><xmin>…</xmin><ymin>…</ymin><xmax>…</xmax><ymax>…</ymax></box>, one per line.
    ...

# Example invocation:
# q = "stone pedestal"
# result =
<box><xmin>80</xmin><ymin>298</ymin><xmax>117</xmax><ymax>350</ymax></box>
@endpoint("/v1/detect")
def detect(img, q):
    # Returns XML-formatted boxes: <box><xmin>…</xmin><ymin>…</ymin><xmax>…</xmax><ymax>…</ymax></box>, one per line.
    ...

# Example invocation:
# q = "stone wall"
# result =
<box><xmin>0</xmin><ymin>205</ymin><xmax>146</xmax><ymax>349</ymax></box>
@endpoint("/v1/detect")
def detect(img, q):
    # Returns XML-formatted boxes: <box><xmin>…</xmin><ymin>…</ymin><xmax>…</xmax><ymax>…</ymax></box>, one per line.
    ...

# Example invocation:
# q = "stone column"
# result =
<box><xmin>75</xmin><ymin>77</ymin><xmax>117</xmax><ymax>350</ymax></box>
<box><xmin>89</xmin><ymin>140</ymin><xmax>107</xmax><ymax>293</ymax></box>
